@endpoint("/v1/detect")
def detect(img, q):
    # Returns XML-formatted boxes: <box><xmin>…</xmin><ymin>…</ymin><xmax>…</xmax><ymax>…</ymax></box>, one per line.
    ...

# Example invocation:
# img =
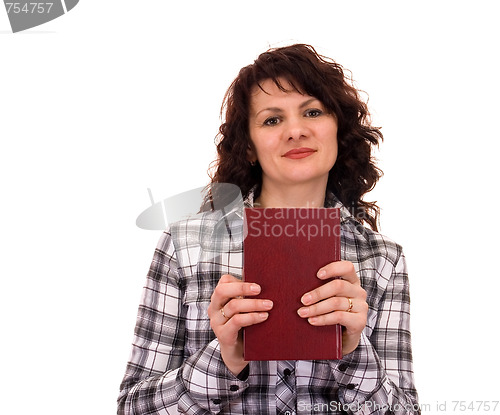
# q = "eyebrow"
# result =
<box><xmin>253</xmin><ymin>97</ymin><xmax>320</xmax><ymax>118</ymax></box>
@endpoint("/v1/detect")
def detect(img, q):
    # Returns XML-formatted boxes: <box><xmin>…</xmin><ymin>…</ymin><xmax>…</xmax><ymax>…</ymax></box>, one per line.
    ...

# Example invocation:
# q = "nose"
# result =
<box><xmin>285</xmin><ymin>116</ymin><xmax>308</xmax><ymax>141</ymax></box>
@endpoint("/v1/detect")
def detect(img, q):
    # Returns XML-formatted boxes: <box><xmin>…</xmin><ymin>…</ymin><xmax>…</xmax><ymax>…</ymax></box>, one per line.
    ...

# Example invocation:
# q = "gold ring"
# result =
<box><xmin>220</xmin><ymin>307</ymin><xmax>229</xmax><ymax>320</ymax></box>
<box><xmin>346</xmin><ymin>298</ymin><xmax>353</xmax><ymax>313</ymax></box>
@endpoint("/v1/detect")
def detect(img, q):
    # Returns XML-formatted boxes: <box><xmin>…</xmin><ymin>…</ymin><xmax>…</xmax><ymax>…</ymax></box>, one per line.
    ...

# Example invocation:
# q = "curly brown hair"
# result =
<box><xmin>209</xmin><ymin>44</ymin><xmax>383</xmax><ymax>231</ymax></box>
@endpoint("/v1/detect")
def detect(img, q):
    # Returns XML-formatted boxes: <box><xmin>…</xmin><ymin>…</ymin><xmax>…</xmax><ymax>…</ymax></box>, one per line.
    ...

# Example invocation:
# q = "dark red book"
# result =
<box><xmin>243</xmin><ymin>207</ymin><xmax>342</xmax><ymax>361</ymax></box>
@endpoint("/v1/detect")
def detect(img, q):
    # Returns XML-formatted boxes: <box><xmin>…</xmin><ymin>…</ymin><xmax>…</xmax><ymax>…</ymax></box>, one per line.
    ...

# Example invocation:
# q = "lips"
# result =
<box><xmin>282</xmin><ymin>147</ymin><xmax>316</xmax><ymax>159</ymax></box>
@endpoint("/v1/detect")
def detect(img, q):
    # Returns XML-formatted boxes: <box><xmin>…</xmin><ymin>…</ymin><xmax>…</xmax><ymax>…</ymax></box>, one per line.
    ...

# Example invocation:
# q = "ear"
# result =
<box><xmin>246</xmin><ymin>144</ymin><xmax>257</xmax><ymax>164</ymax></box>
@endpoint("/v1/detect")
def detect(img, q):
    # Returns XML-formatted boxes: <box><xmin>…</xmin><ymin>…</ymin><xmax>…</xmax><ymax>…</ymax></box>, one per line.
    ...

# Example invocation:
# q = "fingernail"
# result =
<box><xmin>297</xmin><ymin>307</ymin><xmax>309</xmax><ymax>317</ymax></box>
<box><xmin>301</xmin><ymin>294</ymin><xmax>312</xmax><ymax>305</ymax></box>
<box><xmin>317</xmin><ymin>269</ymin><xmax>326</xmax><ymax>278</ymax></box>
<box><xmin>262</xmin><ymin>300</ymin><xmax>273</xmax><ymax>308</ymax></box>
<box><xmin>250</xmin><ymin>284</ymin><xmax>260</xmax><ymax>293</ymax></box>
<box><xmin>308</xmin><ymin>317</ymin><xmax>318</xmax><ymax>325</ymax></box>
<box><xmin>258</xmin><ymin>312</ymin><xmax>269</xmax><ymax>319</ymax></box>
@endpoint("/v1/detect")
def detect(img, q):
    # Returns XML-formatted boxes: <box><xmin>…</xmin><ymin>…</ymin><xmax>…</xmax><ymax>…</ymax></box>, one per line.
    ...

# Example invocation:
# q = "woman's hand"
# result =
<box><xmin>297</xmin><ymin>261</ymin><xmax>368</xmax><ymax>355</ymax></box>
<box><xmin>207</xmin><ymin>274</ymin><xmax>273</xmax><ymax>375</ymax></box>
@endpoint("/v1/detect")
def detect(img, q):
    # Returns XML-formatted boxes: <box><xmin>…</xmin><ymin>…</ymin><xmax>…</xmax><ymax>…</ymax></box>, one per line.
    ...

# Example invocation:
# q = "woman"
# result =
<box><xmin>118</xmin><ymin>44</ymin><xmax>419</xmax><ymax>414</ymax></box>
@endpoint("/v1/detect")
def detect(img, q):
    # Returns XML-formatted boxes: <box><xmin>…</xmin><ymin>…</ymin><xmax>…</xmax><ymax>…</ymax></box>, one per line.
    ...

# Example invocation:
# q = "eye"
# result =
<box><xmin>305</xmin><ymin>109</ymin><xmax>323</xmax><ymax>118</ymax></box>
<box><xmin>263</xmin><ymin>116</ymin><xmax>280</xmax><ymax>126</ymax></box>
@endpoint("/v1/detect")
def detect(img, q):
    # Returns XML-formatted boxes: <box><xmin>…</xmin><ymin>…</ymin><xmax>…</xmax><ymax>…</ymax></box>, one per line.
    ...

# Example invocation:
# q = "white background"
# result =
<box><xmin>1</xmin><ymin>1</ymin><xmax>499</xmax><ymax>414</ymax></box>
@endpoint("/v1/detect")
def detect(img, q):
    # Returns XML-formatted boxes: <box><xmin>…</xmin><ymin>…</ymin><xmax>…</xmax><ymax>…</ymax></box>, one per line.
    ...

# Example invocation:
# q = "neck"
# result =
<box><xmin>256</xmin><ymin>181</ymin><xmax>328</xmax><ymax>208</ymax></box>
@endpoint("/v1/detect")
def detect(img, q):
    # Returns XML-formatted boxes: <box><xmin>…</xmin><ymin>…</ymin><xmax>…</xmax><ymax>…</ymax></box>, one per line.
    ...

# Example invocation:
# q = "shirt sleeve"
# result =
<box><xmin>117</xmin><ymin>231</ymin><xmax>248</xmax><ymax>415</ymax></box>
<box><xmin>330</xmin><ymin>251</ymin><xmax>420</xmax><ymax>414</ymax></box>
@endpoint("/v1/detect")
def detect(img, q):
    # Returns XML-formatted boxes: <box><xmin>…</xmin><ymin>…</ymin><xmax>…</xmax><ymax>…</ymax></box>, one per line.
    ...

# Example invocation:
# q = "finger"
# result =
<box><xmin>210</xmin><ymin>279</ymin><xmax>262</xmax><ymax>309</ymax></box>
<box><xmin>306</xmin><ymin>309</ymin><xmax>367</xmax><ymax>332</ymax></box>
<box><xmin>301</xmin><ymin>280</ymin><xmax>366</xmax><ymax>306</ymax></box>
<box><xmin>222</xmin><ymin>298</ymin><xmax>273</xmax><ymax>320</ymax></box>
<box><xmin>216</xmin><ymin>311</ymin><xmax>270</xmax><ymax>345</ymax></box>
<box><xmin>316</xmin><ymin>261</ymin><xmax>360</xmax><ymax>285</ymax></box>
<box><xmin>218</xmin><ymin>274</ymin><xmax>242</xmax><ymax>284</ymax></box>
<box><xmin>223</xmin><ymin>311</ymin><xmax>270</xmax><ymax>330</ymax></box>
<box><xmin>298</xmin><ymin>296</ymin><xmax>359</xmax><ymax>318</ymax></box>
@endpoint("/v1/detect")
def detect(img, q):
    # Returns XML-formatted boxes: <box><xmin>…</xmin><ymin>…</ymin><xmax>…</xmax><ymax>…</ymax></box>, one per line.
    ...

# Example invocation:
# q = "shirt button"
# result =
<box><xmin>212</xmin><ymin>398</ymin><xmax>222</xmax><ymax>404</ymax></box>
<box><xmin>229</xmin><ymin>385</ymin><xmax>239</xmax><ymax>392</ymax></box>
<box><xmin>346</xmin><ymin>383</ymin><xmax>356</xmax><ymax>390</ymax></box>
<box><xmin>283</xmin><ymin>368</ymin><xmax>292</xmax><ymax>377</ymax></box>
<box><xmin>338</xmin><ymin>363</ymin><xmax>348</xmax><ymax>372</ymax></box>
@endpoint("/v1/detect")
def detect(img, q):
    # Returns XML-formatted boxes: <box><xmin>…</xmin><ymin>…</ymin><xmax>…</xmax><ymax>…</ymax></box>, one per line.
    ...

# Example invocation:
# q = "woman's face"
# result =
<box><xmin>248</xmin><ymin>78</ymin><xmax>338</xmax><ymax>193</ymax></box>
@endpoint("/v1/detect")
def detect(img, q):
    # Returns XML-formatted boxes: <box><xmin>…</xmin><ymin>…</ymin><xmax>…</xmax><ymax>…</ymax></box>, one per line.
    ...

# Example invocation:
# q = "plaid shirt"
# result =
<box><xmin>118</xmin><ymin>193</ymin><xmax>419</xmax><ymax>414</ymax></box>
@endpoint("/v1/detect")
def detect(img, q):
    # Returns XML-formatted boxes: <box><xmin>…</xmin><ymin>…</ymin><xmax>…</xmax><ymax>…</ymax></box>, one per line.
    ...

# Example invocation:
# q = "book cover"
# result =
<box><xmin>243</xmin><ymin>207</ymin><xmax>342</xmax><ymax>361</ymax></box>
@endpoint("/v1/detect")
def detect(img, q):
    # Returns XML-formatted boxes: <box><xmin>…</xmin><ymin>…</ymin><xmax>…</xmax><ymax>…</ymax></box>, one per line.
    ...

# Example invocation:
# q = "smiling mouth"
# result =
<box><xmin>282</xmin><ymin>148</ymin><xmax>316</xmax><ymax>159</ymax></box>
